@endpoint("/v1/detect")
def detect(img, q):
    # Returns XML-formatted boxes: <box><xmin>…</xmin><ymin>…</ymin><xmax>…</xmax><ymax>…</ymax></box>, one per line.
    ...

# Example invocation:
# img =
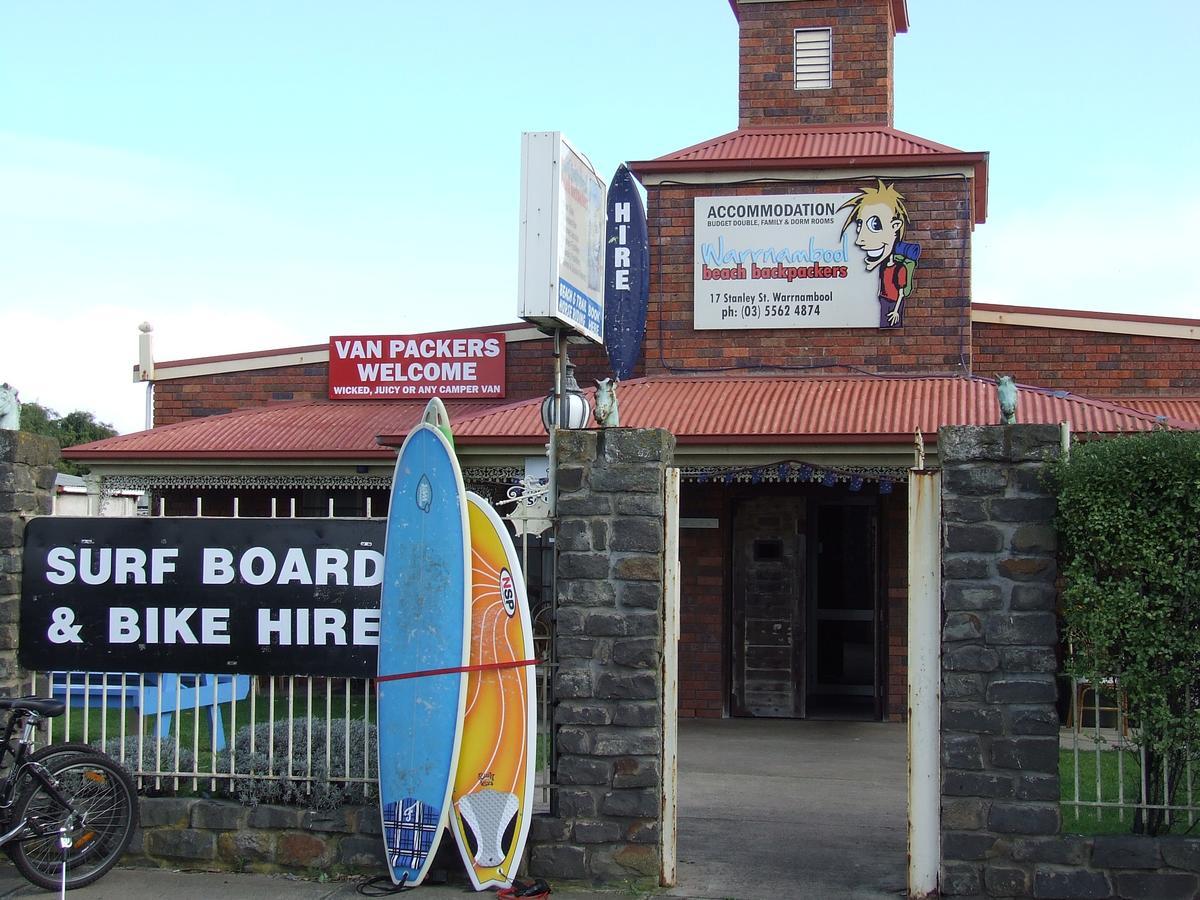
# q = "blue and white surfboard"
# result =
<box><xmin>377</xmin><ymin>399</ymin><xmax>471</xmax><ymax>886</ymax></box>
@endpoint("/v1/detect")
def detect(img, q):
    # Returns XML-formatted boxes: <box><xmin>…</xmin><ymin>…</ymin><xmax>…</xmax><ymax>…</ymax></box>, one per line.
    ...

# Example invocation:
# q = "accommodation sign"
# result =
<box><xmin>328</xmin><ymin>331</ymin><xmax>505</xmax><ymax>399</ymax></box>
<box><xmin>20</xmin><ymin>517</ymin><xmax>387</xmax><ymax>677</ymax></box>
<box><xmin>693</xmin><ymin>186</ymin><xmax>922</xmax><ymax>330</ymax></box>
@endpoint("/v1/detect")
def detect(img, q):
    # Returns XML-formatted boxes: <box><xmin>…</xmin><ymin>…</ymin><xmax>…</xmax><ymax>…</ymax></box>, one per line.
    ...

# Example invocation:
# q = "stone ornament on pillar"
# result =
<box><xmin>0</xmin><ymin>384</ymin><xmax>19</xmax><ymax>431</ymax></box>
<box><xmin>593</xmin><ymin>378</ymin><xmax>619</xmax><ymax>428</ymax></box>
<box><xmin>997</xmin><ymin>375</ymin><xmax>1018</xmax><ymax>425</ymax></box>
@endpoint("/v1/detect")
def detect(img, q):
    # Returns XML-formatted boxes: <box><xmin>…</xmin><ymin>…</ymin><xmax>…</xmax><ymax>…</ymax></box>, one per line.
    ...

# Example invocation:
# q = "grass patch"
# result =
<box><xmin>1061</xmin><ymin>747</ymin><xmax>1200</xmax><ymax>836</ymax></box>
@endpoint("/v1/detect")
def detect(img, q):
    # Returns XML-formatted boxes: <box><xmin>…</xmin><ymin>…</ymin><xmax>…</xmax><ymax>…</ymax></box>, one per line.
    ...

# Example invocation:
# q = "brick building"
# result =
<box><xmin>70</xmin><ymin>0</ymin><xmax>1200</xmax><ymax>723</ymax></box>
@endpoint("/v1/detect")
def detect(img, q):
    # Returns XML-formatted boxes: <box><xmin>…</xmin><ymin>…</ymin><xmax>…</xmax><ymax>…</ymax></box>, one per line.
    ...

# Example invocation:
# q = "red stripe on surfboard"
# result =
<box><xmin>377</xmin><ymin>658</ymin><xmax>538</xmax><ymax>684</ymax></box>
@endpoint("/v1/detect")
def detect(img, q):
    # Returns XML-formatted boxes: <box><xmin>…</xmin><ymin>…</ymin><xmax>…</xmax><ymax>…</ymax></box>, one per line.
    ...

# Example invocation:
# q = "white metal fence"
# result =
<box><xmin>31</xmin><ymin>666</ymin><xmax>552</xmax><ymax>807</ymax></box>
<box><xmin>1063</xmin><ymin>674</ymin><xmax>1200</xmax><ymax>833</ymax></box>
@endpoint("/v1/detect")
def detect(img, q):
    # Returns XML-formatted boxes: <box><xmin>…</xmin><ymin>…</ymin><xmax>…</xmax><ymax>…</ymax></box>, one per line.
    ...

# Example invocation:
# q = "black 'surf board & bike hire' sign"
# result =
<box><xmin>20</xmin><ymin>517</ymin><xmax>387</xmax><ymax>677</ymax></box>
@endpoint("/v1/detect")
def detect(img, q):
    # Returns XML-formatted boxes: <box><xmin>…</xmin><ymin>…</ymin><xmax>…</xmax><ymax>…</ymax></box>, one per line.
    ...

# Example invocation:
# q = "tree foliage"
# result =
<box><xmin>1052</xmin><ymin>430</ymin><xmax>1200</xmax><ymax>834</ymax></box>
<box><xmin>18</xmin><ymin>401</ymin><xmax>117</xmax><ymax>476</ymax></box>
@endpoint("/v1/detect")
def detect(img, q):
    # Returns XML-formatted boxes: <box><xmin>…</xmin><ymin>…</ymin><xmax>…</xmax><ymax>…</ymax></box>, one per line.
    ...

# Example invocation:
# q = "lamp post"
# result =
<box><xmin>540</xmin><ymin>358</ymin><xmax>590</xmax><ymax>432</ymax></box>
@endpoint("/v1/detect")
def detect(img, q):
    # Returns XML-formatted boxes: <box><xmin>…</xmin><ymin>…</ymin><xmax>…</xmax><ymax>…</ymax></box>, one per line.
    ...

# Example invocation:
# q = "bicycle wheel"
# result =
<box><xmin>29</xmin><ymin>742</ymin><xmax>99</xmax><ymax>771</ymax></box>
<box><xmin>7</xmin><ymin>751</ymin><xmax>138</xmax><ymax>891</ymax></box>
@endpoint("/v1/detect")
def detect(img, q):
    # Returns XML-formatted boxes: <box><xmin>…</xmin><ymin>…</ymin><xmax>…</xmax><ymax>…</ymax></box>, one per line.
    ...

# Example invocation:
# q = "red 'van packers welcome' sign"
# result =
<box><xmin>328</xmin><ymin>331</ymin><xmax>506</xmax><ymax>399</ymax></box>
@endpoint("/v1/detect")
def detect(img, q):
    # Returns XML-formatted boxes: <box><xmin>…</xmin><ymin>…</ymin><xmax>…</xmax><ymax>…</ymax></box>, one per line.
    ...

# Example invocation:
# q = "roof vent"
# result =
<box><xmin>794</xmin><ymin>27</ymin><xmax>832</xmax><ymax>91</ymax></box>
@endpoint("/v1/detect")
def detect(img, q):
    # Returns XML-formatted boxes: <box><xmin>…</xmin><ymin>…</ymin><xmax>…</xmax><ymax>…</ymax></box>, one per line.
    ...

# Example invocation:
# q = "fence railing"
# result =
<box><xmin>30</xmin><ymin>666</ymin><xmax>553</xmax><ymax>810</ymax></box>
<box><xmin>1062</xmin><ymin>674</ymin><xmax>1199</xmax><ymax>833</ymax></box>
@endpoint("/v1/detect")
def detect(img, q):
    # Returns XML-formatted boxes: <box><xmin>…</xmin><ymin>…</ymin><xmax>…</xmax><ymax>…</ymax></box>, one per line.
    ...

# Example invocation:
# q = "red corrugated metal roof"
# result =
<box><xmin>1106</xmin><ymin>398</ymin><xmax>1200</xmax><ymax>428</ymax></box>
<box><xmin>433</xmin><ymin>376</ymin><xmax>1191</xmax><ymax>445</ymax></box>
<box><xmin>66</xmin><ymin>377</ymin><xmax>1190</xmax><ymax>462</ymax></box>
<box><xmin>628</xmin><ymin>126</ymin><xmax>989</xmax><ymax>224</ymax></box>
<box><xmin>653</xmin><ymin>126</ymin><xmax>959</xmax><ymax>164</ymax></box>
<box><xmin>66</xmin><ymin>400</ymin><xmax>496</xmax><ymax>459</ymax></box>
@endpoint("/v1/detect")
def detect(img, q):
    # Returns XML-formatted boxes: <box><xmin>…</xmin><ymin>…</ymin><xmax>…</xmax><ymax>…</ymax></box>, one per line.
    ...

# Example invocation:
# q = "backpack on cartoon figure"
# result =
<box><xmin>890</xmin><ymin>240</ymin><xmax>921</xmax><ymax>299</ymax></box>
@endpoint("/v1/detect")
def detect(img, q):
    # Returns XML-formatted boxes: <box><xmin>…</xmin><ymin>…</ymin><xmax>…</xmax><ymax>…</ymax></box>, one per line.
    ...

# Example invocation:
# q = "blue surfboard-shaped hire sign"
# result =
<box><xmin>603</xmin><ymin>163</ymin><xmax>649</xmax><ymax>382</ymax></box>
<box><xmin>377</xmin><ymin>411</ymin><xmax>471</xmax><ymax>887</ymax></box>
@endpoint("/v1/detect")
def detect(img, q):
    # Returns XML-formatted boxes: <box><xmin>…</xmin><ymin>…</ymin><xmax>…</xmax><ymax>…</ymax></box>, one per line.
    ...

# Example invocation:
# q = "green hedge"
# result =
<box><xmin>1053</xmin><ymin>430</ymin><xmax>1200</xmax><ymax>835</ymax></box>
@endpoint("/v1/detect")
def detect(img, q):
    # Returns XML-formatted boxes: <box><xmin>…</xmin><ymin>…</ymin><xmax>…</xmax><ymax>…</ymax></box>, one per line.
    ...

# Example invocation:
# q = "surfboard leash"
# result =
<box><xmin>498</xmin><ymin>877</ymin><xmax>551</xmax><ymax>899</ymax></box>
<box><xmin>355</xmin><ymin>872</ymin><xmax>411</xmax><ymax>895</ymax></box>
<box><xmin>376</xmin><ymin>658</ymin><xmax>538</xmax><ymax>684</ymax></box>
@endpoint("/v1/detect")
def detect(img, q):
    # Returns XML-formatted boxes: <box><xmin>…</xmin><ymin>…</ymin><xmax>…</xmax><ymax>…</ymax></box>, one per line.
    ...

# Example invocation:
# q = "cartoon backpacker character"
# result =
<box><xmin>839</xmin><ymin>180</ymin><xmax>921</xmax><ymax>329</ymax></box>
<box><xmin>880</xmin><ymin>239</ymin><xmax>920</xmax><ymax>328</ymax></box>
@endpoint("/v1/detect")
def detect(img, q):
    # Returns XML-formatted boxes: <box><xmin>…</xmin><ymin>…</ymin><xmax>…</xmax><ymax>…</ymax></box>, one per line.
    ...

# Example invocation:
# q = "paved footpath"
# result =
<box><xmin>0</xmin><ymin>720</ymin><xmax>905</xmax><ymax>899</ymax></box>
<box><xmin>0</xmin><ymin>866</ymin><xmax>648</xmax><ymax>899</ymax></box>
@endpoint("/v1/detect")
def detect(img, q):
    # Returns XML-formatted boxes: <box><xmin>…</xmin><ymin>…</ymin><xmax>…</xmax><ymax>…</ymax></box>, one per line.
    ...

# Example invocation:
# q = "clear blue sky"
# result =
<box><xmin>3</xmin><ymin>1</ymin><xmax>1197</xmax><ymax>434</ymax></box>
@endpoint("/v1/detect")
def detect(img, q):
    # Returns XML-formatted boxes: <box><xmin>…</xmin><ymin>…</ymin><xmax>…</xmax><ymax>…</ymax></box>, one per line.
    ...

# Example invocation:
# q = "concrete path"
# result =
<box><xmin>0</xmin><ymin>718</ymin><xmax>907</xmax><ymax>898</ymax></box>
<box><xmin>668</xmin><ymin>718</ymin><xmax>907</xmax><ymax>900</ymax></box>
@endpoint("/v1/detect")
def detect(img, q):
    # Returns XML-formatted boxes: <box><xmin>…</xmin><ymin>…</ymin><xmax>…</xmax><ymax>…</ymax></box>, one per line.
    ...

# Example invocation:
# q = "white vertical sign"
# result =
<box><xmin>518</xmin><ymin>132</ymin><xmax>606</xmax><ymax>343</ymax></box>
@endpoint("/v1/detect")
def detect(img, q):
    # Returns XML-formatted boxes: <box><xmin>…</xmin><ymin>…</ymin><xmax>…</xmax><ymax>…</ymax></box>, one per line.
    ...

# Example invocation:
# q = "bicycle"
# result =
<box><xmin>0</xmin><ymin>697</ymin><xmax>138</xmax><ymax>891</ymax></box>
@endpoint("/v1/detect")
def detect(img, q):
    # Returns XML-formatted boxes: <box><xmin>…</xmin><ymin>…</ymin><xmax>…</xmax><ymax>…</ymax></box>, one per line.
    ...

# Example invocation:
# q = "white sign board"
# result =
<box><xmin>693</xmin><ymin>193</ymin><xmax>882</xmax><ymax>329</ymax></box>
<box><xmin>518</xmin><ymin>131</ymin><xmax>606</xmax><ymax>343</ymax></box>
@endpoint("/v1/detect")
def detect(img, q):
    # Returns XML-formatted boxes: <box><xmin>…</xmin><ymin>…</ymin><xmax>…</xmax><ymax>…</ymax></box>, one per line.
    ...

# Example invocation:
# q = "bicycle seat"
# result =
<box><xmin>0</xmin><ymin>697</ymin><xmax>66</xmax><ymax>718</ymax></box>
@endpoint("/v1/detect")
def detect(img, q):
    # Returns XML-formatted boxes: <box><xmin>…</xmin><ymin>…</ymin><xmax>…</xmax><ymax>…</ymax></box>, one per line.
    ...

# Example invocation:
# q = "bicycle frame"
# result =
<box><xmin>0</xmin><ymin>710</ymin><xmax>82</xmax><ymax>845</ymax></box>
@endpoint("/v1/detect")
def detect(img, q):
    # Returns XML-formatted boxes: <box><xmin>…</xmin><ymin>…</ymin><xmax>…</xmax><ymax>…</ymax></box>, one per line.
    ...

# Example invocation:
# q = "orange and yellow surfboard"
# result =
<box><xmin>451</xmin><ymin>493</ymin><xmax>537</xmax><ymax>890</ymax></box>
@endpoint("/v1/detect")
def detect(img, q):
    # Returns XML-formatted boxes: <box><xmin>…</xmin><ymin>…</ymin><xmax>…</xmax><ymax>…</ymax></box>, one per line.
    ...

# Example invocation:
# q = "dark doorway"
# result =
<box><xmin>730</xmin><ymin>498</ymin><xmax>806</xmax><ymax>717</ymax></box>
<box><xmin>807</xmin><ymin>501</ymin><xmax>880</xmax><ymax>719</ymax></box>
<box><xmin>730</xmin><ymin>494</ymin><xmax>881</xmax><ymax>720</ymax></box>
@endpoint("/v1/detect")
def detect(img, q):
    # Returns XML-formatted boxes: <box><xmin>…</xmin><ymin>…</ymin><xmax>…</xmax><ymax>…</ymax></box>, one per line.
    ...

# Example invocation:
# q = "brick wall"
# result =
<box><xmin>678</xmin><ymin>487</ymin><xmax>726</xmax><ymax>718</ymax></box>
<box><xmin>973</xmin><ymin>323</ymin><xmax>1200</xmax><ymax>396</ymax></box>
<box><xmin>645</xmin><ymin>177</ymin><xmax>973</xmax><ymax>375</ymax></box>
<box><xmin>882</xmin><ymin>490</ymin><xmax>907</xmax><ymax>721</ymax></box>
<box><xmin>737</xmin><ymin>0</ymin><xmax>895</xmax><ymax>127</ymax></box>
<box><xmin>152</xmin><ymin>338</ymin><xmax>616</xmax><ymax>426</ymax></box>
<box><xmin>154</xmin><ymin>364</ymin><xmax>328</xmax><ymax>425</ymax></box>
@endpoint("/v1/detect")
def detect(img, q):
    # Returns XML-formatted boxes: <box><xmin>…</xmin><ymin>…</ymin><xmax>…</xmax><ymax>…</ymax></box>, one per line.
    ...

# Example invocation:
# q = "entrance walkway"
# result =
<box><xmin>669</xmin><ymin>718</ymin><xmax>907</xmax><ymax>900</ymax></box>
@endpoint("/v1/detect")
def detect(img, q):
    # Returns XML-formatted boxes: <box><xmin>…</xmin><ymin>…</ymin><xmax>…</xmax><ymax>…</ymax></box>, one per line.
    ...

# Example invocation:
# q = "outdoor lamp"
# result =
<box><xmin>540</xmin><ymin>359</ymin><xmax>591</xmax><ymax>432</ymax></box>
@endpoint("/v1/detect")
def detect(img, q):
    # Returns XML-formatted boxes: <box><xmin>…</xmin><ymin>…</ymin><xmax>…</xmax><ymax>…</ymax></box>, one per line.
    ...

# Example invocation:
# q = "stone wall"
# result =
<box><xmin>0</xmin><ymin>431</ymin><xmax>58</xmax><ymax>695</ymax></box>
<box><xmin>134</xmin><ymin>797</ymin><xmax>385</xmax><ymax>875</ymax></box>
<box><xmin>939</xmin><ymin>424</ymin><xmax>1200</xmax><ymax>899</ymax></box>
<box><xmin>529</xmin><ymin>428</ymin><xmax>674</xmax><ymax>883</ymax></box>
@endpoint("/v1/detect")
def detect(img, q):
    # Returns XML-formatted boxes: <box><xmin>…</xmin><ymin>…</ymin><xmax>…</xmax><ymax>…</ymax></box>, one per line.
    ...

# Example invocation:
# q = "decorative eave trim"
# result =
<box><xmin>630</xmin><ymin>153</ymin><xmax>988</xmax><ymax>224</ymax></box>
<box><xmin>681</xmin><ymin>461</ymin><xmax>909</xmax><ymax>488</ymax></box>
<box><xmin>135</xmin><ymin>324</ymin><xmax>548</xmax><ymax>383</ymax></box>
<box><xmin>972</xmin><ymin>304</ymin><xmax>1200</xmax><ymax>341</ymax></box>
<box><xmin>729</xmin><ymin>0</ymin><xmax>909</xmax><ymax>33</ymax></box>
<box><xmin>100</xmin><ymin>466</ymin><xmax>525</xmax><ymax>494</ymax></box>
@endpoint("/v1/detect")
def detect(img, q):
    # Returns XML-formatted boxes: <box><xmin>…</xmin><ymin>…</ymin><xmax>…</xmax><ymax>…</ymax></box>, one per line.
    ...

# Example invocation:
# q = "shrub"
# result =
<box><xmin>213</xmin><ymin>718</ymin><xmax>378</xmax><ymax>811</ymax></box>
<box><xmin>1053</xmin><ymin>429</ymin><xmax>1200</xmax><ymax>835</ymax></box>
<box><xmin>103</xmin><ymin>735</ymin><xmax>197</xmax><ymax>775</ymax></box>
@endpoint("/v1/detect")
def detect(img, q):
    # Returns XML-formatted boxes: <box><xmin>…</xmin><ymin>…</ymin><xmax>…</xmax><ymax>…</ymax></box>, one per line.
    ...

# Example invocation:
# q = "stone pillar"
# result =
<box><xmin>938</xmin><ymin>425</ymin><xmax>1062</xmax><ymax>898</ymax></box>
<box><xmin>529</xmin><ymin>428</ymin><xmax>675</xmax><ymax>883</ymax></box>
<box><xmin>0</xmin><ymin>431</ymin><xmax>59</xmax><ymax>695</ymax></box>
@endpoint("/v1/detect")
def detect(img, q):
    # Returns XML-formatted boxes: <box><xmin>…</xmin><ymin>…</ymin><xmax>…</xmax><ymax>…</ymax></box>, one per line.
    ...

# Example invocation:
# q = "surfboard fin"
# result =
<box><xmin>423</xmin><ymin>397</ymin><xmax>455</xmax><ymax>448</ymax></box>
